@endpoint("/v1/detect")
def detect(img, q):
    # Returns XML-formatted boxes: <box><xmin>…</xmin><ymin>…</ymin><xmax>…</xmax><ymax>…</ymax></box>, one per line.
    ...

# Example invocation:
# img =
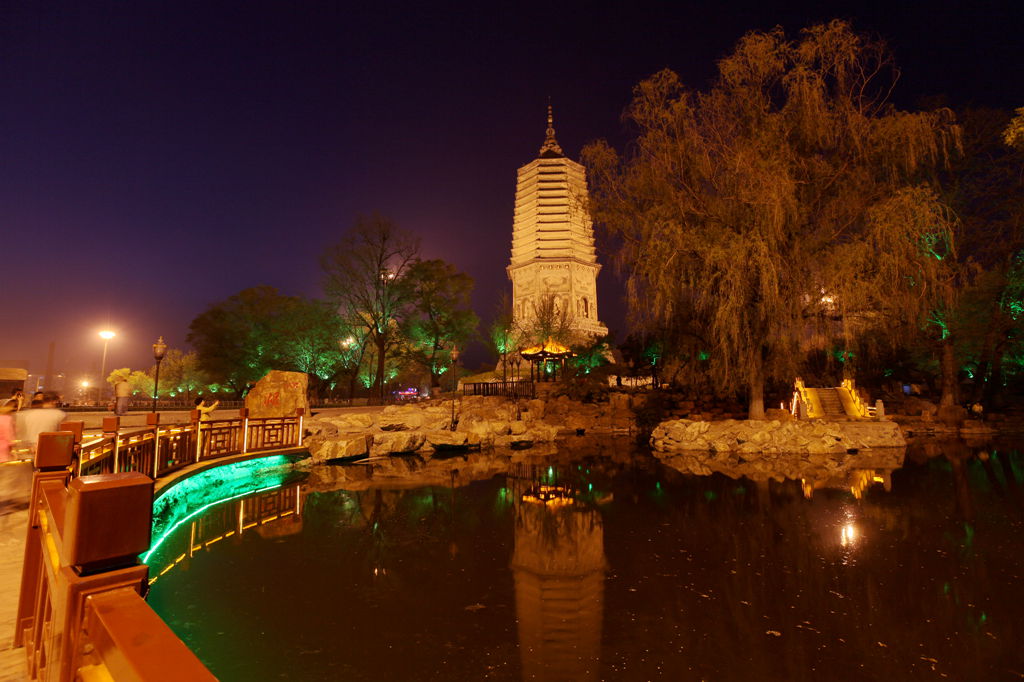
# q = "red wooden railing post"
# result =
<box><xmin>240</xmin><ymin>408</ymin><xmax>250</xmax><ymax>453</ymax></box>
<box><xmin>103</xmin><ymin>417</ymin><xmax>120</xmax><ymax>473</ymax></box>
<box><xmin>147</xmin><ymin>412</ymin><xmax>161</xmax><ymax>478</ymax></box>
<box><xmin>295</xmin><ymin>407</ymin><xmax>305</xmax><ymax>447</ymax></box>
<box><xmin>191</xmin><ymin>409</ymin><xmax>202</xmax><ymax>463</ymax></box>
<box><xmin>62</xmin><ymin>472</ymin><xmax>153</xmax><ymax>574</ymax></box>
<box><xmin>14</xmin><ymin>432</ymin><xmax>74</xmax><ymax>648</ymax></box>
<box><xmin>59</xmin><ymin>421</ymin><xmax>85</xmax><ymax>477</ymax></box>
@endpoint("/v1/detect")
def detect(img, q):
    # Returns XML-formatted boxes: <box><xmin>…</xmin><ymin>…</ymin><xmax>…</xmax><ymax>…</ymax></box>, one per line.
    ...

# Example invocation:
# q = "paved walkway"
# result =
<box><xmin>0</xmin><ymin>506</ymin><xmax>28</xmax><ymax>681</ymax></box>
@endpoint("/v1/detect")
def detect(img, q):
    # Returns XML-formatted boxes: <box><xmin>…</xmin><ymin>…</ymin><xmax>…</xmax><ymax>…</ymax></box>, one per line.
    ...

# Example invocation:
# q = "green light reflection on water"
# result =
<box><xmin>144</xmin><ymin>455</ymin><xmax>294</xmax><ymax>564</ymax></box>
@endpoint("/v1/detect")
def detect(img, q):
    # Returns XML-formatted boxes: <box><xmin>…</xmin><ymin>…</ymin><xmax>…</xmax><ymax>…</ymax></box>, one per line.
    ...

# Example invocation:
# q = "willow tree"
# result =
<box><xmin>321</xmin><ymin>216</ymin><xmax>420</xmax><ymax>403</ymax></box>
<box><xmin>583</xmin><ymin>20</ymin><xmax>960</xmax><ymax>418</ymax></box>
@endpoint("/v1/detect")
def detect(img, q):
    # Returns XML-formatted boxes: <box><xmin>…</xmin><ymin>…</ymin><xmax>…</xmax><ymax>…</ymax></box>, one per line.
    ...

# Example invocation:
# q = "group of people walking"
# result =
<box><xmin>1</xmin><ymin>389</ymin><xmax>67</xmax><ymax>462</ymax></box>
<box><xmin>1</xmin><ymin>389</ymin><xmax>66</xmax><ymax>513</ymax></box>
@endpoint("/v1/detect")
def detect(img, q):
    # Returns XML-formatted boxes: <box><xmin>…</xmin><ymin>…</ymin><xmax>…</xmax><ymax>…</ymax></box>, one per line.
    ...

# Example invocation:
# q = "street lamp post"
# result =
<box><xmin>98</xmin><ymin>330</ymin><xmax>116</xmax><ymax>404</ymax></box>
<box><xmin>152</xmin><ymin>336</ymin><xmax>168</xmax><ymax>413</ymax></box>
<box><xmin>449</xmin><ymin>346</ymin><xmax>460</xmax><ymax>431</ymax></box>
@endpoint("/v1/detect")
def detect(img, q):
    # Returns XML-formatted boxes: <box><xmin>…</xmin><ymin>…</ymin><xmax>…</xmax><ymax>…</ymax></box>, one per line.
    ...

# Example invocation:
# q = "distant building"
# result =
<box><xmin>507</xmin><ymin>107</ymin><xmax>607</xmax><ymax>339</ymax></box>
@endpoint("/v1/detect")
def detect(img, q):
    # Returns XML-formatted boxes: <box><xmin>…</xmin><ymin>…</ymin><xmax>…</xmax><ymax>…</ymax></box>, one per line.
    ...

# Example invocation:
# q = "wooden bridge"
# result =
<box><xmin>70</xmin><ymin>408</ymin><xmax>305</xmax><ymax>480</ymax></box>
<box><xmin>8</xmin><ymin>408</ymin><xmax>306</xmax><ymax>681</ymax></box>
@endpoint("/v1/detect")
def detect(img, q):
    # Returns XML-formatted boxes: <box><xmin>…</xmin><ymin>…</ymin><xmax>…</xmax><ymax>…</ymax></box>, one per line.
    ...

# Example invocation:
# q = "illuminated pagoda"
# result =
<box><xmin>507</xmin><ymin>106</ymin><xmax>607</xmax><ymax>339</ymax></box>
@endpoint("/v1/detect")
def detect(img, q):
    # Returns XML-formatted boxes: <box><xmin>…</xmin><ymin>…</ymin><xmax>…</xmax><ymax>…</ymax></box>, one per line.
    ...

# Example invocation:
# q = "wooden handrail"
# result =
<box><xmin>75</xmin><ymin>408</ymin><xmax>305</xmax><ymax>482</ymax></box>
<box><xmin>16</xmin><ymin>434</ymin><xmax>215</xmax><ymax>680</ymax></box>
<box><xmin>78</xmin><ymin>589</ymin><xmax>216</xmax><ymax>681</ymax></box>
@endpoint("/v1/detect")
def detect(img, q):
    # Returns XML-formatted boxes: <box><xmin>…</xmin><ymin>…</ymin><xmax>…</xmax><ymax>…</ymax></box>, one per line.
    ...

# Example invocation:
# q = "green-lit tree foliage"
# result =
<box><xmin>945</xmin><ymin>108</ymin><xmax>1024</xmax><ymax>406</ymax></box>
<box><xmin>401</xmin><ymin>259</ymin><xmax>478</xmax><ymax>388</ymax></box>
<box><xmin>488</xmin><ymin>292</ymin><xmax>520</xmax><ymax>382</ymax></box>
<box><xmin>146</xmin><ymin>349</ymin><xmax>208</xmax><ymax>400</ymax></box>
<box><xmin>321</xmin><ymin>216</ymin><xmax>420</xmax><ymax>402</ymax></box>
<box><xmin>583</xmin><ymin>21</ymin><xmax>960</xmax><ymax>417</ymax></box>
<box><xmin>106</xmin><ymin>368</ymin><xmax>153</xmax><ymax>398</ymax></box>
<box><xmin>188</xmin><ymin>286</ymin><xmax>285</xmax><ymax>393</ymax></box>
<box><xmin>188</xmin><ymin>286</ymin><xmax>346</xmax><ymax>397</ymax></box>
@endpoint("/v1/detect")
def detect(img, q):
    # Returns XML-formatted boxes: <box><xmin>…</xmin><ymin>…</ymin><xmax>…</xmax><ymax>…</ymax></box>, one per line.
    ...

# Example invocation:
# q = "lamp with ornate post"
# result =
<box><xmin>449</xmin><ymin>345</ymin><xmax>460</xmax><ymax>431</ymax></box>
<box><xmin>152</xmin><ymin>336</ymin><xmax>168</xmax><ymax>413</ymax></box>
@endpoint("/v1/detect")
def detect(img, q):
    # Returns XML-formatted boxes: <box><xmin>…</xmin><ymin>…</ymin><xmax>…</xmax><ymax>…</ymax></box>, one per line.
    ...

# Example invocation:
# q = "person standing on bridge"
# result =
<box><xmin>194</xmin><ymin>396</ymin><xmax>220</xmax><ymax>420</ymax></box>
<box><xmin>4</xmin><ymin>388</ymin><xmax>24</xmax><ymax>411</ymax></box>
<box><xmin>114</xmin><ymin>376</ymin><xmax>131</xmax><ymax>416</ymax></box>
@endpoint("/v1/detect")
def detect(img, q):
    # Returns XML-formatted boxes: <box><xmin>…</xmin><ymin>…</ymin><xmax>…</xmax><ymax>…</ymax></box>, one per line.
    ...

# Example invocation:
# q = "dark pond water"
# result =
<box><xmin>147</xmin><ymin>438</ymin><xmax>1024</xmax><ymax>681</ymax></box>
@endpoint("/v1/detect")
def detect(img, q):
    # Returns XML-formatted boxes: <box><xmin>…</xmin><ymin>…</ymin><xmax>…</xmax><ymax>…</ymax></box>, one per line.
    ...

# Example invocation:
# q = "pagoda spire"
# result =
<box><xmin>538</xmin><ymin>103</ymin><xmax>564</xmax><ymax>157</ymax></box>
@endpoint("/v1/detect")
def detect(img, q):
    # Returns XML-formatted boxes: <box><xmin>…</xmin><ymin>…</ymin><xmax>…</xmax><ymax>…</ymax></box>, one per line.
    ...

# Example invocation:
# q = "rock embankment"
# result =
<box><xmin>303</xmin><ymin>395</ymin><xmax>639</xmax><ymax>463</ymax></box>
<box><xmin>651</xmin><ymin>418</ymin><xmax>905</xmax><ymax>455</ymax></box>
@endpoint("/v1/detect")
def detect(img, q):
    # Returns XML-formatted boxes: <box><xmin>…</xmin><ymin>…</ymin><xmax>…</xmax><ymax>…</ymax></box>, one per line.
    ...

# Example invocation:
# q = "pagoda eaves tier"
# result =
<box><xmin>507</xmin><ymin>107</ymin><xmax>607</xmax><ymax>339</ymax></box>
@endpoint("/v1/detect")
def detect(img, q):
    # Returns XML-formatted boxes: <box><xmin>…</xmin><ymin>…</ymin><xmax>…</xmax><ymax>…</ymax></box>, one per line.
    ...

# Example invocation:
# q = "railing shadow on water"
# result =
<box><xmin>12</xmin><ymin>408</ymin><xmax>306</xmax><ymax>680</ymax></box>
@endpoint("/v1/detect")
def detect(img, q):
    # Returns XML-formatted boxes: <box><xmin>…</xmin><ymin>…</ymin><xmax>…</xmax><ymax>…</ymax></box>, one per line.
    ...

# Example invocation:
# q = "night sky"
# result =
<box><xmin>2</xmin><ymin>0</ymin><xmax>1021</xmax><ymax>384</ymax></box>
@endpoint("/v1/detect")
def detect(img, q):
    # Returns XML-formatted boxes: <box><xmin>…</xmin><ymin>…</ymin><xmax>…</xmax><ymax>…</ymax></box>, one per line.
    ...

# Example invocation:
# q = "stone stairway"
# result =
<box><xmin>815</xmin><ymin>388</ymin><xmax>846</xmax><ymax>417</ymax></box>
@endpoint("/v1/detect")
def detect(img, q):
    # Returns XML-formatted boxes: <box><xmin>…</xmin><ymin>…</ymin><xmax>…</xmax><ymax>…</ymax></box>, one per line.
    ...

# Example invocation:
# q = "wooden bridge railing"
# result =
<box><xmin>72</xmin><ymin>408</ymin><xmax>305</xmax><ymax>480</ymax></box>
<box><xmin>463</xmin><ymin>380</ymin><xmax>535</xmax><ymax>400</ymax></box>
<box><xmin>15</xmin><ymin>434</ymin><xmax>215</xmax><ymax>681</ymax></box>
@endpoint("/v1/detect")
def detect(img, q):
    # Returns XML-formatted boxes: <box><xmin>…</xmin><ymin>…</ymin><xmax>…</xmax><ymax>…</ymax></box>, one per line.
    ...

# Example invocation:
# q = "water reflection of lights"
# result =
<box><xmin>521</xmin><ymin>484</ymin><xmax>576</xmax><ymax>507</ymax></box>
<box><xmin>840</xmin><ymin>523</ymin><xmax>858</xmax><ymax>547</ymax></box>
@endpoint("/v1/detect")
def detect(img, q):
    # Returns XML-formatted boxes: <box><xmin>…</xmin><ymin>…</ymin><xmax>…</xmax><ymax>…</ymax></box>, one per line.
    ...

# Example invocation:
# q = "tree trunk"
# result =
<box><xmin>939</xmin><ymin>338</ymin><xmax>957</xmax><ymax>407</ymax></box>
<box><xmin>374</xmin><ymin>336</ymin><xmax>387</xmax><ymax>404</ymax></box>
<box><xmin>984</xmin><ymin>343</ymin><xmax>1006</xmax><ymax>409</ymax></box>
<box><xmin>747</xmin><ymin>353</ymin><xmax>765</xmax><ymax>420</ymax></box>
<box><xmin>348</xmin><ymin>371</ymin><xmax>359</xmax><ymax>404</ymax></box>
<box><xmin>972</xmin><ymin>324</ymin><xmax>999</xmax><ymax>403</ymax></box>
<box><xmin>937</xmin><ymin>338</ymin><xmax>965</xmax><ymax>426</ymax></box>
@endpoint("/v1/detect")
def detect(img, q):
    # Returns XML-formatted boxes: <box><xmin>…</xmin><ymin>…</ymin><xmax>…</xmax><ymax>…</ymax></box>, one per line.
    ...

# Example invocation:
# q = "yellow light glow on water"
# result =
<box><xmin>840</xmin><ymin>523</ymin><xmax>857</xmax><ymax>547</ymax></box>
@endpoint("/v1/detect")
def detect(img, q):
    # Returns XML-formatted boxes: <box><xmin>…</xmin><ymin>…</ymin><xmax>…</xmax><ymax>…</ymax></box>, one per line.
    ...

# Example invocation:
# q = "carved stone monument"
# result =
<box><xmin>245</xmin><ymin>370</ymin><xmax>309</xmax><ymax>418</ymax></box>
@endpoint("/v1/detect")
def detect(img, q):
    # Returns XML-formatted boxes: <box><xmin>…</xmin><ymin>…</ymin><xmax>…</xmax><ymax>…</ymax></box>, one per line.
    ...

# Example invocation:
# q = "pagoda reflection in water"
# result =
<box><xmin>509</xmin><ymin>463</ymin><xmax>608</xmax><ymax>682</ymax></box>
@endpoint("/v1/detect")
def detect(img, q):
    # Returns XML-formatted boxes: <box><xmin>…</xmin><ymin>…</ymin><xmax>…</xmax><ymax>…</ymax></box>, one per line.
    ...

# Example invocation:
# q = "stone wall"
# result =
<box><xmin>303</xmin><ymin>394</ymin><xmax>640</xmax><ymax>463</ymax></box>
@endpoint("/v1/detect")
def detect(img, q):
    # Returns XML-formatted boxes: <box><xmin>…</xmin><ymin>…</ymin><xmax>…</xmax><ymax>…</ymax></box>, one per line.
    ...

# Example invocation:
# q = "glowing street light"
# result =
<box><xmin>98</xmin><ymin>329</ymin><xmax>116</xmax><ymax>402</ymax></box>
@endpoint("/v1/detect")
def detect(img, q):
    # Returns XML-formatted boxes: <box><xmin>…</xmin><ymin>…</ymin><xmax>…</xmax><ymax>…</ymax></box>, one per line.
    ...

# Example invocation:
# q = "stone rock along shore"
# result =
<box><xmin>651</xmin><ymin>418</ymin><xmax>906</xmax><ymax>456</ymax></box>
<box><xmin>299</xmin><ymin>393</ymin><xmax>643</xmax><ymax>462</ymax></box>
<box><xmin>302</xmin><ymin>394</ymin><xmax>640</xmax><ymax>462</ymax></box>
